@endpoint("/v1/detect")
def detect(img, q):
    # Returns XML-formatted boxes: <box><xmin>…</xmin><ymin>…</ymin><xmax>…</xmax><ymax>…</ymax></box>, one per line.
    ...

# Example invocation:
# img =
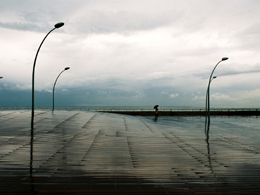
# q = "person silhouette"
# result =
<box><xmin>153</xmin><ymin>105</ymin><xmax>159</xmax><ymax>121</ymax></box>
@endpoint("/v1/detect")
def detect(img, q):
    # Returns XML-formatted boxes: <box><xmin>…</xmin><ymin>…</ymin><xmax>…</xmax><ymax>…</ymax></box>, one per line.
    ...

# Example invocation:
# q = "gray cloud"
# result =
<box><xmin>72</xmin><ymin>9</ymin><xmax>181</xmax><ymax>34</ymax></box>
<box><xmin>193</xmin><ymin>63</ymin><xmax>260</xmax><ymax>79</ymax></box>
<box><xmin>1</xmin><ymin>0</ymin><xmax>260</xmax><ymax>108</ymax></box>
<box><xmin>232</xmin><ymin>22</ymin><xmax>260</xmax><ymax>50</ymax></box>
<box><xmin>0</xmin><ymin>21</ymin><xmax>46</xmax><ymax>32</ymax></box>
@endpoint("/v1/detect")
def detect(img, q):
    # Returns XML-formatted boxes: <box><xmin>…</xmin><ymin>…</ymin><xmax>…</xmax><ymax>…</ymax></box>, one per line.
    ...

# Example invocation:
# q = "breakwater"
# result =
<box><xmin>100</xmin><ymin>109</ymin><xmax>260</xmax><ymax>116</ymax></box>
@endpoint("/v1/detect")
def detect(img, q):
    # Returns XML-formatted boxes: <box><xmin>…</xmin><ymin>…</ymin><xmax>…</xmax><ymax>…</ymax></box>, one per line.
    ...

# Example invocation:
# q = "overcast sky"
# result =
<box><xmin>1</xmin><ymin>0</ymin><xmax>260</xmax><ymax>107</ymax></box>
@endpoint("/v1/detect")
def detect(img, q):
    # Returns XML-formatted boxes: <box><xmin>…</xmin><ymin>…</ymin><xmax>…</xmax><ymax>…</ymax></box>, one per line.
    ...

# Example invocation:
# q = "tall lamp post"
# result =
<box><xmin>205</xmin><ymin>76</ymin><xmax>217</xmax><ymax>117</ymax></box>
<box><xmin>31</xmin><ymin>22</ymin><xmax>64</xmax><ymax>129</ymax></box>
<box><xmin>205</xmin><ymin>76</ymin><xmax>217</xmax><ymax>133</ymax></box>
<box><xmin>52</xmin><ymin>67</ymin><xmax>70</xmax><ymax>112</ymax></box>
<box><xmin>206</xmin><ymin>57</ymin><xmax>228</xmax><ymax>126</ymax></box>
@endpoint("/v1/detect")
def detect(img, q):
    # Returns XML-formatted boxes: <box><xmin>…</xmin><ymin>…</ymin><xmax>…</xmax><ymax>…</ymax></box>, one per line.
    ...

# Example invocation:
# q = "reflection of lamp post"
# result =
<box><xmin>206</xmin><ymin>57</ymin><xmax>228</xmax><ymax>126</ymax></box>
<box><xmin>52</xmin><ymin>67</ymin><xmax>70</xmax><ymax>112</ymax></box>
<box><xmin>31</xmin><ymin>22</ymin><xmax>64</xmax><ymax>129</ymax></box>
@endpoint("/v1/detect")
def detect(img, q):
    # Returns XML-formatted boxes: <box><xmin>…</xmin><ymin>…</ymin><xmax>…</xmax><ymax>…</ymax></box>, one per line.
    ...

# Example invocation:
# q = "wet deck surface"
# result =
<box><xmin>0</xmin><ymin>110</ymin><xmax>260</xmax><ymax>194</ymax></box>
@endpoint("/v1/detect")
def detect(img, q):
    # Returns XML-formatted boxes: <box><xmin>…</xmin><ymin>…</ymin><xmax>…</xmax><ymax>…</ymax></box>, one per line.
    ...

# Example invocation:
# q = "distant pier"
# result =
<box><xmin>100</xmin><ymin>109</ymin><xmax>260</xmax><ymax>116</ymax></box>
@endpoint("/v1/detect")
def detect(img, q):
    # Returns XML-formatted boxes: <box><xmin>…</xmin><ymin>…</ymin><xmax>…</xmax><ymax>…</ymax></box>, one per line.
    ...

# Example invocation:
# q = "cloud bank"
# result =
<box><xmin>1</xmin><ymin>0</ymin><xmax>260</xmax><ymax>107</ymax></box>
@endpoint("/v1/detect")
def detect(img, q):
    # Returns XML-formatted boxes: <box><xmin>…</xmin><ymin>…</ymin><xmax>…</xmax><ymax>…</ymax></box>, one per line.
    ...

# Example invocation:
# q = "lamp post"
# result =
<box><xmin>52</xmin><ymin>67</ymin><xmax>70</xmax><ymax>112</ymax></box>
<box><xmin>31</xmin><ymin>22</ymin><xmax>64</xmax><ymax>129</ymax></box>
<box><xmin>206</xmin><ymin>57</ymin><xmax>228</xmax><ymax>126</ymax></box>
<box><xmin>205</xmin><ymin>76</ymin><xmax>217</xmax><ymax>117</ymax></box>
<box><xmin>205</xmin><ymin>76</ymin><xmax>217</xmax><ymax>133</ymax></box>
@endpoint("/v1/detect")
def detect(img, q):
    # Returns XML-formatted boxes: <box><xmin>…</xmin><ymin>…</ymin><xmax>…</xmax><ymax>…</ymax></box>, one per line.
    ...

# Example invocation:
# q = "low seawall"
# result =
<box><xmin>100</xmin><ymin>110</ymin><xmax>260</xmax><ymax>116</ymax></box>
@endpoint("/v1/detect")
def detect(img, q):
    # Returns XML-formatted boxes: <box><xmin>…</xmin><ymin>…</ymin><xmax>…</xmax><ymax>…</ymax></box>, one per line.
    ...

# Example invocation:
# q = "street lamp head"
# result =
<box><xmin>0</xmin><ymin>77</ymin><xmax>3</xmax><ymax>79</ymax></box>
<box><xmin>221</xmin><ymin>57</ymin><xmax>228</xmax><ymax>61</ymax></box>
<box><xmin>213</xmin><ymin>76</ymin><xmax>217</xmax><ymax>79</ymax></box>
<box><xmin>64</xmin><ymin>67</ymin><xmax>70</xmax><ymax>70</ymax></box>
<box><xmin>54</xmin><ymin>22</ymin><xmax>64</xmax><ymax>29</ymax></box>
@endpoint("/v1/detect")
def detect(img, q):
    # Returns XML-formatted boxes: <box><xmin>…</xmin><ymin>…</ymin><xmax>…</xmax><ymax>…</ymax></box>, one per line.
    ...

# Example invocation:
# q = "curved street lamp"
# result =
<box><xmin>206</xmin><ymin>57</ymin><xmax>228</xmax><ymax>126</ymax></box>
<box><xmin>31</xmin><ymin>22</ymin><xmax>64</xmax><ymax>129</ymax></box>
<box><xmin>52</xmin><ymin>67</ymin><xmax>70</xmax><ymax>112</ymax></box>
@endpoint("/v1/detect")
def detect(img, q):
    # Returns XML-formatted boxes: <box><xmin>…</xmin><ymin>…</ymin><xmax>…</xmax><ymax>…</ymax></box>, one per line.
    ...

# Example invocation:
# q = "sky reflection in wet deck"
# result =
<box><xmin>0</xmin><ymin>111</ymin><xmax>260</xmax><ymax>194</ymax></box>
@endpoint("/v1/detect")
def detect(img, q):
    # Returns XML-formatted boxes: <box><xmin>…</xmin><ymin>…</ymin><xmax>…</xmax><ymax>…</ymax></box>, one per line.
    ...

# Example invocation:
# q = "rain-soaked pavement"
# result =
<box><xmin>0</xmin><ymin>110</ymin><xmax>260</xmax><ymax>194</ymax></box>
